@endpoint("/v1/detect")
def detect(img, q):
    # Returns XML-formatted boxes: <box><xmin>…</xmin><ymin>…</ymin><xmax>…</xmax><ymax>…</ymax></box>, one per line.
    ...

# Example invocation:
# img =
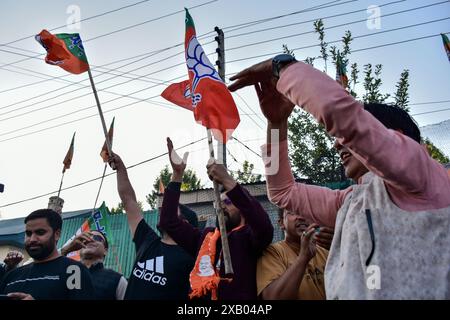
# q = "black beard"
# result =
<box><xmin>26</xmin><ymin>234</ymin><xmax>56</xmax><ymax>261</ymax></box>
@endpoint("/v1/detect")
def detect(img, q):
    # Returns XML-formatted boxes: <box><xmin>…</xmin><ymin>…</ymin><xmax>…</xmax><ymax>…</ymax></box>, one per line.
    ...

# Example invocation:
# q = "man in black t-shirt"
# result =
<box><xmin>0</xmin><ymin>209</ymin><xmax>94</xmax><ymax>300</ymax></box>
<box><xmin>109</xmin><ymin>153</ymin><xmax>196</xmax><ymax>300</ymax></box>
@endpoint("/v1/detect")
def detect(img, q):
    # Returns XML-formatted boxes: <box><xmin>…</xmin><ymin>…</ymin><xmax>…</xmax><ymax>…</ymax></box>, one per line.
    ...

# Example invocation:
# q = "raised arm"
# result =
<box><xmin>230</xmin><ymin>65</ymin><xmax>347</xmax><ymax>227</ymax></box>
<box><xmin>158</xmin><ymin>138</ymin><xmax>201</xmax><ymax>256</ymax></box>
<box><xmin>109</xmin><ymin>153</ymin><xmax>143</xmax><ymax>238</ymax></box>
<box><xmin>276</xmin><ymin>62</ymin><xmax>436</xmax><ymax>195</ymax></box>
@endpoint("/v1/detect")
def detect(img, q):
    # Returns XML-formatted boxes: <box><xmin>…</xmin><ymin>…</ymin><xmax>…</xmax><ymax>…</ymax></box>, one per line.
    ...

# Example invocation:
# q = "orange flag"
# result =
<box><xmin>161</xmin><ymin>80</ymin><xmax>194</xmax><ymax>111</ymax></box>
<box><xmin>100</xmin><ymin>117</ymin><xmax>115</xmax><ymax>163</ymax></box>
<box><xmin>161</xmin><ymin>9</ymin><xmax>240</xmax><ymax>143</ymax></box>
<box><xmin>62</xmin><ymin>132</ymin><xmax>76</xmax><ymax>173</ymax></box>
<box><xmin>35</xmin><ymin>30</ymin><xmax>89</xmax><ymax>75</ymax></box>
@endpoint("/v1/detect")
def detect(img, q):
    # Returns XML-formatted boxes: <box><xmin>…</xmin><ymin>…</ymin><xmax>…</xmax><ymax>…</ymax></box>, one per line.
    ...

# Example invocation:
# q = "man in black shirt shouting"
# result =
<box><xmin>0</xmin><ymin>209</ymin><xmax>94</xmax><ymax>300</ymax></box>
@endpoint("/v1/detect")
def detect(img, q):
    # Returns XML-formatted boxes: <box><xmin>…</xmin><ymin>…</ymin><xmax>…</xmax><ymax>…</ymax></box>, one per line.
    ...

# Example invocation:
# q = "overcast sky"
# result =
<box><xmin>0</xmin><ymin>0</ymin><xmax>449</xmax><ymax>220</ymax></box>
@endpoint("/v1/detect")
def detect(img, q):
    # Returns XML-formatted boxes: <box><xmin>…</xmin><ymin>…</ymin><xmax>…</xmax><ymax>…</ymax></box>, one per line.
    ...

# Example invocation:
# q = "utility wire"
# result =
<box><xmin>0</xmin><ymin>137</ymin><xmax>207</xmax><ymax>209</ymax></box>
<box><xmin>0</xmin><ymin>0</ymin><xmax>155</xmax><ymax>46</ymax></box>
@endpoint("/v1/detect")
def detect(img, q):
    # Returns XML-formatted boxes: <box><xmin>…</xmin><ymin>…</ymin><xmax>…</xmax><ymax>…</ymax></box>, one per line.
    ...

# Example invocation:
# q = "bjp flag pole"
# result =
<box><xmin>35</xmin><ymin>30</ymin><xmax>113</xmax><ymax>167</ymax></box>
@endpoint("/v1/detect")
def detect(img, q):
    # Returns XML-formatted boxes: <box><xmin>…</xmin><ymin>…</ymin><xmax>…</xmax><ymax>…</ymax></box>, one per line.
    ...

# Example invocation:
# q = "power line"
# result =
<box><xmin>231</xmin><ymin>137</ymin><xmax>262</xmax><ymax>158</ymax></box>
<box><xmin>3</xmin><ymin>27</ymin><xmax>449</xmax><ymax>143</ymax></box>
<box><xmin>412</xmin><ymin>107</ymin><xmax>450</xmax><ymax>116</ymax></box>
<box><xmin>227</xmin><ymin>29</ymin><xmax>450</xmax><ymax>64</ymax></box>
<box><xmin>225</xmin><ymin>0</ymin><xmax>407</xmax><ymax>40</ymax></box>
<box><xmin>0</xmin><ymin>0</ymin><xmax>155</xmax><ymax>46</ymax></box>
<box><xmin>221</xmin><ymin>0</ymin><xmax>357</xmax><ymax>33</ymax></box>
<box><xmin>0</xmin><ymin>0</ymin><xmax>217</xmax><ymax>71</ymax></box>
<box><xmin>227</xmin><ymin>15</ymin><xmax>450</xmax><ymax>52</ymax></box>
<box><xmin>7</xmin><ymin>14</ymin><xmax>444</xmax><ymax>127</ymax></box>
<box><xmin>0</xmin><ymin>137</ymin><xmax>207</xmax><ymax>209</ymax></box>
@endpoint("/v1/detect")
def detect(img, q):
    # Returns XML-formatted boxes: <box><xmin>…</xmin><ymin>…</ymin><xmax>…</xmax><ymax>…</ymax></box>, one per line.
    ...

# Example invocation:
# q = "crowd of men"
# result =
<box><xmin>1</xmin><ymin>55</ymin><xmax>449</xmax><ymax>300</ymax></box>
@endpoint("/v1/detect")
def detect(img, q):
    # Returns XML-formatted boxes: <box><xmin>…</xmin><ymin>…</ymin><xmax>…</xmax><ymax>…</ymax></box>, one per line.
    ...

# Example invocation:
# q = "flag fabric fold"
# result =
<box><xmin>441</xmin><ymin>33</ymin><xmax>450</xmax><ymax>62</ymax></box>
<box><xmin>161</xmin><ymin>80</ymin><xmax>194</xmax><ymax>111</ymax></box>
<box><xmin>35</xmin><ymin>29</ymin><xmax>89</xmax><ymax>74</ymax></box>
<box><xmin>62</xmin><ymin>132</ymin><xmax>76</xmax><ymax>173</ymax></box>
<box><xmin>100</xmin><ymin>117</ymin><xmax>115</xmax><ymax>163</ymax></box>
<box><xmin>161</xmin><ymin>9</ymin><xmax>240</xmax><ymax>143</ymax></box>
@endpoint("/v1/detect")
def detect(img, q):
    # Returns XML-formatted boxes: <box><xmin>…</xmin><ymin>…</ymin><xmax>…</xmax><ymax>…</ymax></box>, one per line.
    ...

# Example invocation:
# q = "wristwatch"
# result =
<box><xmin>272</xmin><ymin>54</ymin><xmax>297</xmax><ymax>79</ymax></box>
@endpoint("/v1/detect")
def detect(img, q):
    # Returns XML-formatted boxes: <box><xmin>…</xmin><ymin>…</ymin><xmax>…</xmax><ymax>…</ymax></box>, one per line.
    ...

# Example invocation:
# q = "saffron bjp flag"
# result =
<box><xmin>35</xmin><ymin>29</ymin><xmax>89</xmax><ymax>74</ymax></box>
<box><xmin>335</xmin><ymin>53</ymin><xmax>348</xmax><ymax>88</ymax></box>
<box><xmin>161</xmin><ymin>9</ymin><xmax>240</xmax><ymax>143</ymax></box>
<box><xmin>63</xmin><ymin>202</ymin><xmax>114</xmax><ymax>261</ymax></box>
<box><xmin>100</xmin><ymin>117</ymin><xmax>115</xmax><ymax>163</ymax></box>
<box><xmin>161</xmin><ymin>80</ymin><xmax>194</xmax><ymax>111</ymax></box>
<box><xmin>62</xmin><ymin>132</ymin><xmax>76</xmax><ymax>173</ymax></box>
<box><xmin>441</xmin><ymin>33</ymin><xmax>450</xmax><ymax>62</ymax></box>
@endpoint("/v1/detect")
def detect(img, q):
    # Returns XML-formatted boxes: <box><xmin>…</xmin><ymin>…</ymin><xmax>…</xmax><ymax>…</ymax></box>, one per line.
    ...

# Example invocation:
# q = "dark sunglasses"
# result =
<box><xmin>222</xmin><ymin>198</ymin><xmax>233</xmax><ymax>206</ymax></box>
<box><xmin>92</xmin><ymin>234</ymin><xmax>105</xmax><ymax>243</ymax></box>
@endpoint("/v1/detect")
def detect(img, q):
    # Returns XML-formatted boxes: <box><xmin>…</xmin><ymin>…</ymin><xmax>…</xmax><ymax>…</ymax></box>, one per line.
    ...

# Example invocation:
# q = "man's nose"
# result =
<box><xmin>333</xmin><ymin>139</ymin><xmax>341</xmax><ymax>150</ymax></box>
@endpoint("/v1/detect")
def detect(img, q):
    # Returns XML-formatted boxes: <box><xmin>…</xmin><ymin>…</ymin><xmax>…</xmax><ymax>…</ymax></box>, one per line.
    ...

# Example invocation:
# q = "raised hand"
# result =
<box><xmin>228</xmin><ymin>59</ymin><xmax>273</xmax><ymax>92</ymax></box>
<box><xmin>313</xmin><ymin>227</ymin><xmax>334</xmax><ymax>250</ymax></box>
<box><xmin>167</xmin><ymin>137</ymin><xmax>188</xmax><ymax>182</ymax></box>
<box><xmin>298</xmin><ymin>225</ymin><xmax>318</xmax><ymax>262</ymax></box>
<box><xmin>228</xmin><ymin>59</ymin><xmax>294</xmax><ymax>125</ymax></box>
<box><xmin>206</xmin><ymin>160</ymin><xmax>237</xmax><ymax>191</ymax></box>
<box><xmin>61</xmin><ymin>232</ymin><xmax>94</xmax><ymax>256</ymax></box>
<box><xmin>4</xmin><ymin>251</ymin><xmax>24</xmax><ymax>270</ymax></box>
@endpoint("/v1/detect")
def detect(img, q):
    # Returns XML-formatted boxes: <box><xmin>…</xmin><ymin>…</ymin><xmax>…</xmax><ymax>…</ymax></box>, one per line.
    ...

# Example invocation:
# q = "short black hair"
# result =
<box><xmin>24</xmin><ymin>209</ymin><xmax>62</xmax><ymax>232</ymax></box>
<box><xmin>364</xmin><ymin>103</ymin><xmax>421</xmax><ymax>143</ymax></box>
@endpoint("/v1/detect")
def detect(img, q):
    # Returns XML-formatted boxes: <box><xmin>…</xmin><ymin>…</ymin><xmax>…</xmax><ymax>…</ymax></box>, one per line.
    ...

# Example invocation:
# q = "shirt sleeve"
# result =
<box><xmin>133</xmin><ymin>219</ymin><xmax>159</xmax><ymax>252</ymax></box>
<box><xmin>277</xmin><ymin>61</ymin><xmax>450</xmax><ymax>210</ymax></box>
<box><xmin>226</xmin><ymin>184</ymin><xmax>274</xmax><ymax>252</ymax></box>
<box><xmin>256</xmin><ymin>244</ymin><xmax>287</xmax><ymax>297</ymax></box>
<box><xmin>115</xmin><ymin>276</ymin><xmax>128</xmax><ymax>300</ymax></box>
<box><xmin>158</xmin><ymin>181</ymin><xmax>201</xmax><ymax>256</ymax></box>
<box><xmin>262</xmin><ymin>140</ymin><xmax>350</xmax><ymax>228</ymax></box>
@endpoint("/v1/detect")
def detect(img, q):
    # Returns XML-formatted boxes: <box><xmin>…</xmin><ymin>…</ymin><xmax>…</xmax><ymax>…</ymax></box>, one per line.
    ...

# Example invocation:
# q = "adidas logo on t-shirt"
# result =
<box><xmin>133</xmin><ymin>256</ymin><xmax>167</xmax><ymax>286</ymax></box>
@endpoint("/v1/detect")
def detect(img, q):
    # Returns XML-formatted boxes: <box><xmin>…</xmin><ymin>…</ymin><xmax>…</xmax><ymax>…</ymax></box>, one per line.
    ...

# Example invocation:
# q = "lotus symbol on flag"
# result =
<box><xmin>186</xmin><ymin>36</ymin><xmax>221</xmax><ymax>92</ymax></box>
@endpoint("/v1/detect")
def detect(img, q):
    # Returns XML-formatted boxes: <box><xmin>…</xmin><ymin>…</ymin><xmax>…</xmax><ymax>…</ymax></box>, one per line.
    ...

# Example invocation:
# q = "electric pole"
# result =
<box><xmin>215</xmin><ymin>26</ymin><xmax>227</xmax><ymax>167</ymax></box>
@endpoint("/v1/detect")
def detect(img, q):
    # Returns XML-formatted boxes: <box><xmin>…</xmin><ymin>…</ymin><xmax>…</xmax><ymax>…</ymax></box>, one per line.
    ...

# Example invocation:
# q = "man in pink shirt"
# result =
<box><xmin>229</xmin><ymin>55</ymin><xmax>450</xmax><ymax>299</ymax></box>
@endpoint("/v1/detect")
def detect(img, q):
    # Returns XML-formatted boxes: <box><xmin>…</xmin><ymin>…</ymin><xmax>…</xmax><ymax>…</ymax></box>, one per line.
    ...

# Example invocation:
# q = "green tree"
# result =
<box><xmin>146</xmin><ymin>165</ymin><xmax>203</xmax><ymax>209</ymax></box>
<box><xmin>231</xmin><ymin>160</ymin><xmax>262</xmax><ymax>184</ymax></box>
<box><xmin>394</xmin><ymin>69</ymin><xmax>410</xmax><ymax>111</ymax></box>
<box><xmin>362</xmin><ymin>63</ymin><xmax>390</xmax><ymax>104</ymax></box>
<box><xmin>110</xmin><ymin>201</ymin><xmax>144</xmax><ymax>215</ymax></box>
<box><xmin>423</xmin><ymin>138</ymin><xmax>450</xmax><ymax>164</ymax></box>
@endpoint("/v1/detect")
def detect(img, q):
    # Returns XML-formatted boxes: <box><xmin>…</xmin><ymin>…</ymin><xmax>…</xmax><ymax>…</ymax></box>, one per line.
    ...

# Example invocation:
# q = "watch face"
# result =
<box><xmin>273</xmin><ymin>54</ymin><xmax>295</xmax><ymax>78</ymax></box>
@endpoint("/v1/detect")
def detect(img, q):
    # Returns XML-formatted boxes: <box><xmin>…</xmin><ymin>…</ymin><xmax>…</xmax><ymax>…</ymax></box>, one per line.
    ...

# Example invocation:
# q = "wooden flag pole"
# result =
<box><xmin>87</xmin><ymin>68</ymin><xmax>115</xmax><ymax>169</ymax></box>
<box><xmin>206</xmin><ymin>128</ymin><xmax>234</xmax><ymax>276</ymax></box>
<box><xmin>56</xmin><ymin>171</ymin><xmax>65</xmax><ymax>199</ymax></box>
